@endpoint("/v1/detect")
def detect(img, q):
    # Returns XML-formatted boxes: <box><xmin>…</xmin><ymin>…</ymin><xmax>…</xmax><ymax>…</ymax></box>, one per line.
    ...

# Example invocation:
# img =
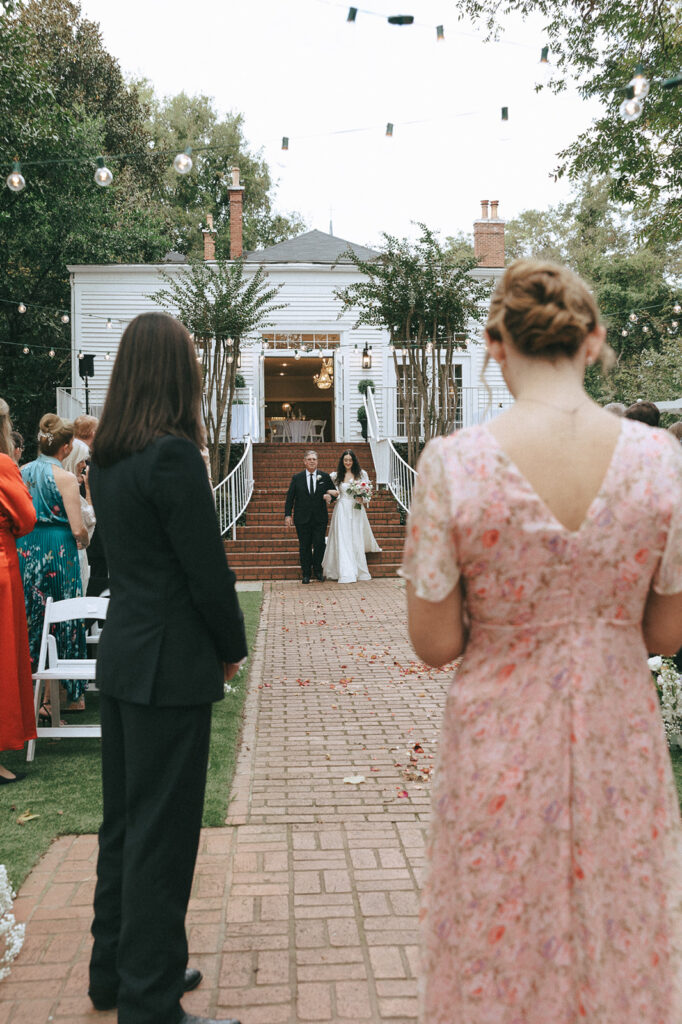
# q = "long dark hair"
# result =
<box><xmin>336</xmin><ymin>448</ymin><xmax>362</xmax><ymax>481</ymax></box>
<box><xmin>93</xmin><ymin>312</ymin><xmax>204</xmax><ymax>467</ymax></box>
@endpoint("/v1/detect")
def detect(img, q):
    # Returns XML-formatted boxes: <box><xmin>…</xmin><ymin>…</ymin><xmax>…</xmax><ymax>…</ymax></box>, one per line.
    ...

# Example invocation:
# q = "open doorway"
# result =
<box><xmin>264</xmin><ymin>355</ymin><xmax>334</xmax><ymax>441</ymax></box>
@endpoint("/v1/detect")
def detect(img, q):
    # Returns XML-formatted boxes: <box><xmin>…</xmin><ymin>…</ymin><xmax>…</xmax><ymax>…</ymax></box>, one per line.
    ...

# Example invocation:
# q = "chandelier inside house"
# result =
<box><xmin>314</xmin><ymin>357</ymin><xmax>333</xmax><ymax>390</ymax></box>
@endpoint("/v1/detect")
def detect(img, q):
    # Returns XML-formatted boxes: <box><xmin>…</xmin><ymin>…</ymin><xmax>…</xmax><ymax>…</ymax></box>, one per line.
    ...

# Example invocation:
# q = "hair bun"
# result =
<box><xmin>487</xmin><ymin>260</ymin><xmax>600</xmax><ymax>360</ymax></box>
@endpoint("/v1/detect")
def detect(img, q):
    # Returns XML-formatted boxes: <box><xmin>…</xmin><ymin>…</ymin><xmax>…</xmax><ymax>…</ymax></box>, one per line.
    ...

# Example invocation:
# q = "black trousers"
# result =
<box><xmin>295</xmin><ymin>518</ymin><xmax>326</xmax><ymax>576</ymax></box>
<box><xmin>90</xmin><ymin>695</ymin><xmax>212</xmax><ymax>1024</ymax></box>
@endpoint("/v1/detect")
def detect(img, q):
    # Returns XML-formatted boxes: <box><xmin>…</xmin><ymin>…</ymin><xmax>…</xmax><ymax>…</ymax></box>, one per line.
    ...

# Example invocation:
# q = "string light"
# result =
<box><xmin>674</xmin><ymin>304</ymin><xmax>681</xmax><ymax>314</ymax></box>
<box><xmin>227</xmin><ymin>353</ymin><xmax>234</xmax><ymax>364</ymax></box>
<box><xmin>620</xmin><ymin>94</ymin><xmax>643</xmax><ymax>122</ymax></box>
<box><xmin>385</xmin><ymin>122</ymin><xmax>394</xmax><ymax>136</ymax></box>
<box><xmin>281</xmin><ymin>136</ymin><xmax>289</xmax><ymax>150</ymax></box>
<box><xmin>106</xmin><ymin>318</ymin><xmax>112</xmax><ymax>329</ymax></box>
<box><xmin>6</xmin><ymin>161</ymin><xmax>25</xmax><ymax>192</ymax></box>
<box><xmin>17</xmin><ymin>302</ymin><xmax>26</xmax><ymax>313</ymax></box>
<box><xmin>629</xmin><ymin>66</ymin><xmax>650</xmax><ymax>100</ymax></box>
<box><xmin>94</xmin><ymin>157</ymin><xmax>113</xmax><ymax>187</ymax></box>
<box><xmin>294</xmin><ymin>349</ymin><xmax>301</xmax><ymax>359</ymax></box>
<box><xmin>540</xmin><ymin>46</ymin><xmax>549</xmax><ymax>63</ymax></box>
<box><xmin>501</xmin><ymin>107</ymin><xmax>509</xmax><ymax>121</ymax></box>
<box><xmin>436</xmin><ymin>24</ymin><xmax>444</xmax><ymax>40</ymax></box>
<box><xmin>48</xmin><ymin>348</ymin><xmax>55</xmax><ymax>358</ymax></box>
<box><xmin>173</xmin><ymin>147</ymin><xmax>193</xmax><ymax>174</ymax></box>
<box><xmin>628</xmin><ymin>312</ymin><xmax>638</xmax><ymax>322</ymax></box>
<box><xmin>60</xmin><ymin>312</ymin><xmax>69</xmax><ymax>323</ymax></box>
<box><xmin>621</xmin><ymin>329</ymin><xmax>629</xmax><ymax>337</ymax></box>
<box><xmin>105</xmin><ymin>352</ymin><xmax>111</xmax><ymax>360</ymax></box>
<box><xmin>22</xmin><ymin>345</ymin><xmax>29</xmax><ymax>354</ymax></box>
<box><xmin>426</xmin><ymin>341</ymin><xmax>433</xmax><ymax>354</ymax></box>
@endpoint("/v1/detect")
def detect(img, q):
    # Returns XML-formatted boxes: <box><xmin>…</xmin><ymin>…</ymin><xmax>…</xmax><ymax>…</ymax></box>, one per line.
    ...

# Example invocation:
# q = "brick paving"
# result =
<box><xmin>0</xmin><ymin>579</ymin><xmax>451</xmax><ymax>1023</ymax></box>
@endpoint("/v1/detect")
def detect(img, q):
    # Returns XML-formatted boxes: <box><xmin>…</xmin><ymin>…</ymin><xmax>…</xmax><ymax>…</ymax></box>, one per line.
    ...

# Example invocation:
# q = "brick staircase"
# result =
<box><xmin>224</xmin><ymin>442</ymin><xmax>406</xmax><ymax>580</ymax></box>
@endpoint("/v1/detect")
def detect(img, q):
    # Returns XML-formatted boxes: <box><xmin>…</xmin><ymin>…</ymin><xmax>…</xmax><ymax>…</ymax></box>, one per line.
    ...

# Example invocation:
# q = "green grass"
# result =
<box><xmin>0</xmin><ymin>590</ymin><xmax>262</xmax><ymax>893</ymax></box>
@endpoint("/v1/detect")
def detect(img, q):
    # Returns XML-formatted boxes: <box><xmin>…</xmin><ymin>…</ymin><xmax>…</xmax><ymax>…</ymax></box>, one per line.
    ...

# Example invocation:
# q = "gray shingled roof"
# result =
<box><xmin>244</xmin><ymin>229</ymin><xmax>379</xmax><ymax>265</ymax></box>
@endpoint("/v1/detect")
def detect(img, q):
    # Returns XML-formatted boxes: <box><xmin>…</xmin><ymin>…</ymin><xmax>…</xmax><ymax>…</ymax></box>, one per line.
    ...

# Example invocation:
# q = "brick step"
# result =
<box><xmin>225</xmin><ymin>538</ymin><xmax>405</xmax><ymax>554</ymax></box>
<box><xmin>226</xmin><ymin>549</ymin><xmax>403</xmax><ymax>566</ymax></box>
<box><xmin>242</xmin><ymin>514</ymin><xmax>403</xmax><ymax>527</ymax></box>
<box><xmin>233</xmin><ymin>523</ymin><xmax>407</xmax><ymax>538</ymax></box>
<box><xmin>233</xmin><ymin>562</ymin><xmax>401</xmax><ymax>581</ymax></box>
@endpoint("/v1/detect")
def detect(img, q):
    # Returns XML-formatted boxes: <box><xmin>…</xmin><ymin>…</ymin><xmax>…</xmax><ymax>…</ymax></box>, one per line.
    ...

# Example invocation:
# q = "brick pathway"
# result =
<box><xmin>0</xmin><ymin>580</ymin><xmax>451</xmax><ymax>1023</ymax></box>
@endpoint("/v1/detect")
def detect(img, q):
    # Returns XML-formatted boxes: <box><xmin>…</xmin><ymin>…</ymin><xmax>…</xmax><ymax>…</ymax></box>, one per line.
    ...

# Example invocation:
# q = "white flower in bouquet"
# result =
<box><xmin>649</xmin><ymin>657</ymin><xmax>682</xmax><ymax>748</ymax></box>
<box><xmin>347</xmin><ymin>478</ymin><xmax>373</xmax><ymax>511</ymax></box>
<box><xmin>0</xmin><ymin>865</ymin><xmax>24</xmax><ymax>980</ymax></box>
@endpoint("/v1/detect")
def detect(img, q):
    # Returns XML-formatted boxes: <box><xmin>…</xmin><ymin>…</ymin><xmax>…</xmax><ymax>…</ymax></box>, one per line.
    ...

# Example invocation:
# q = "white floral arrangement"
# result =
<box><xmin>649</xmin><ymin>656</ymin><xmax>682</xmax><ymax>749</ymax></box>
<box><xmin>347</xmin><ymin>478</ymin><xmax>373</xmax><ymax>511</ymax></box>
<box><xmin>0</xmin><ymin>865</ymin><xmax>24</xmax><ymax>980</ymax></box>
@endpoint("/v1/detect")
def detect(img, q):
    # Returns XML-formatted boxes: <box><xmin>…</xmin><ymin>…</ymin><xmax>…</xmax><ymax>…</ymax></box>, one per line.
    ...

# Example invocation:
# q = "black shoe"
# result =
<box><xmin>0</xmin><ymin>772</ymin><xmax>26</xmax><ymax>785</ymax></box>
<box><xmin>90</xmin><ymin>968</ymin><xmax>203</xmax><ymax>1011</ymax></box>
<box><xmin>180</xmin><ymin>1014</ymin><xmax>240</xmax><ymax>1024</ymax></box>
<box><xmin>302</xmin><ymin>576</ymin><xmax>311</xmax><ymax>584</ymax></box>
<box><xmin>314</xmin><ymin>572</ymin><xmax>324</xmax><ymax>582</ymax></box>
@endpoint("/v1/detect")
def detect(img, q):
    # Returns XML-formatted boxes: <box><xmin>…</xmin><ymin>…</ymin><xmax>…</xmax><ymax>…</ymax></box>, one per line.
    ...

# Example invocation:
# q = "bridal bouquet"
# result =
<box><xmin>649</xmin><ymin>656</ymin><xmax>682</xmax><ymax>749</ymax></box>
<box><xmin>347</xmin><ymin>479</ymin><xmax>373</xmax><ymax>510</ymax></box>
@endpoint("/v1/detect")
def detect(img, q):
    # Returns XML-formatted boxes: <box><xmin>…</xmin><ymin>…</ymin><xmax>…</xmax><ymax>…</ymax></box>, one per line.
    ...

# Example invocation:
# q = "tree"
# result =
<box><xmin>455</xmin><ymin>0</ymin><xmax>682</xmax><ymax>243</ymax></box>
<box><xmin>0</xmin><ymin>0</ymin><xmax>172</xmax><ymax>443</ymax></box>
<box><xmin>503</xmin><ymin>179</ymin><xmax>680</xmax><ymax>400</ymax></box>
<box><xmin>152</xmin><ymin>257</ymin><xmax>286</xmax><ymax>479</ymax></box>
<box><xmin>140</xmin><ymin>88</ymin><xmax>306</xmax><ymax>257</ymax></box>
<box><xmin>335</xmin><ymin>225</ymin><xmax>491</xmax><ymax>466</ymax></box>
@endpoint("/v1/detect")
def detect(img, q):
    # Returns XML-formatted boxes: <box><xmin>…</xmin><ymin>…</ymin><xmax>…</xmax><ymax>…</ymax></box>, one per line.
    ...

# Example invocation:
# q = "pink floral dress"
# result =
<box><xmin>400</xmin><ymin>419</ymin><xmax>682</xmax><ymax>1024</ymax></box>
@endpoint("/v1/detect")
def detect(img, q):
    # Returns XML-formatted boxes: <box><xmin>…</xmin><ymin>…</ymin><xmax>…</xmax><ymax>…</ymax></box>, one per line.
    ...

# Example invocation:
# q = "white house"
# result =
<box><xmin>64</xmin><ymin>185</ymin><xmax>510</xmax><ymax>444</ymax></box>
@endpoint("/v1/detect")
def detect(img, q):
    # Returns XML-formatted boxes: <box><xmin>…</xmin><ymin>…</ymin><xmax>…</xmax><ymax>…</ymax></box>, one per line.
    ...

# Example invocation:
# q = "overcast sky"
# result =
<box><xmin>78</xmin><ymin>0</ymin><xmax>603</xmax><ymax>249</ymax></box>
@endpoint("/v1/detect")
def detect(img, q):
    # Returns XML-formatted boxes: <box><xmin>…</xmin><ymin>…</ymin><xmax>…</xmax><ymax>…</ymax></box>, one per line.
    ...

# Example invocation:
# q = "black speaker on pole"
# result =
<box><xmin>78</xmin><ymin>353</ymin><xmax>95</xmax><ymax>379</ymax></box>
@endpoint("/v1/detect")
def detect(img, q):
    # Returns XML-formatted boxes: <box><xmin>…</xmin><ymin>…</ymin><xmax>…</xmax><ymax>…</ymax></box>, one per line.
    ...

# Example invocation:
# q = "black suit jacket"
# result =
<box><xmin>284</xmin><ymin>470</ymin><xmax>334</xmax><ymax>526</ymax></box>
<box><xmin>89</xmin><ymin>435</ymin><xmax>247</xmax><ymax>707</ymax></box>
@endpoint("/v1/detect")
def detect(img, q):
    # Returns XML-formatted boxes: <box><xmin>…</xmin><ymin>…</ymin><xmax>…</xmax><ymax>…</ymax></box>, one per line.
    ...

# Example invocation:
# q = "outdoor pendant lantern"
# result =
<box><xmin>362</xmin><ymin>345</ymin><xmax>372</xmax><ymax>369</ymax></box>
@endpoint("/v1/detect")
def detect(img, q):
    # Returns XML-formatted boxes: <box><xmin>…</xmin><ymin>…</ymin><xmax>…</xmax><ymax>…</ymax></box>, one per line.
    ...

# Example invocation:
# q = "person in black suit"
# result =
<box><xmin>88</xmin><ymin>312</ymin><xmax>246</xmax><ymax>1024</ymax></box>
<box><xmin>284</xmin><ymin>449</ymin><xmax>335</xmax><ymax>583</ymax></box>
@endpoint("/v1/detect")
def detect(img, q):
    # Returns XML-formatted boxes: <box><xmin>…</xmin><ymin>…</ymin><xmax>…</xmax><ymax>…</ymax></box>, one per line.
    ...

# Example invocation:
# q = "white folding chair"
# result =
<box><xmin>27</xmin><ymin>595</ymin><xmax>109</xmax><ymax>761</ymax></box>
<box><xmin>270</xmin><ymin>420</ymin><xmax>285</xmax><ymax>443</ymax></box>
<box><xmin>309</xmin><ymin>420</ymin><xmax>326</xmax><ymax>442</ymax></box>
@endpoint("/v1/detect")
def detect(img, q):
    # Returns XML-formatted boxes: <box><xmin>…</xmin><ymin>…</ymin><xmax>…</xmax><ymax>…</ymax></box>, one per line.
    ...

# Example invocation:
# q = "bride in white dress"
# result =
<box><xmin>323</xmin><ymin>450</ymin><xmax>381</xmax><ymax>583</ymax></box>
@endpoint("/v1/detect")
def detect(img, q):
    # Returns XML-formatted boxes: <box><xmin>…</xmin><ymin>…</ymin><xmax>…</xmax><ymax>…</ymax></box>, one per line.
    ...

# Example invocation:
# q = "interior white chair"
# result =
<box><xmin>26</xmin><ymin>595</ymin><xmax>109</xmax><ymax>762</ymax></box>
<box><xmin>270</xmin><ymin>419</ymin><xmax>285</xmax><ymax>443</ymax></box>
<box><xmin>309</xmin><ymin>419</ymin><xmax>326</xmax><ymax>442</ymax></box>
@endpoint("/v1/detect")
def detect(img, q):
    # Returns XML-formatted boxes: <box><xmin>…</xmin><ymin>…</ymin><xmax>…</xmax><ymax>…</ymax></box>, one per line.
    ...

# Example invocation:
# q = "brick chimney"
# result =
<box><xmin>228</xmin><ymin>166</ymin><xmax>245</xmax><ymax>259</ymax></box>
<box><xmin>473</xmin><ymin>199</ymin><xmax>504</xmax><ymax>268</ymax></box>
<box><xmin>202</xmin><ymin>213</ymin><xmax>216</xmax><ymax>261</ymax></box>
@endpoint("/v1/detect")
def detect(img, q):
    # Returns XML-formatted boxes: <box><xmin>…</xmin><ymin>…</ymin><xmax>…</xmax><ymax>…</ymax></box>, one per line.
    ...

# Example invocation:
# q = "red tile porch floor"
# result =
<box><xmin>0</xmin><ymin>580</ymin><xmax>451</xmax><ymax>1023</ymax></box>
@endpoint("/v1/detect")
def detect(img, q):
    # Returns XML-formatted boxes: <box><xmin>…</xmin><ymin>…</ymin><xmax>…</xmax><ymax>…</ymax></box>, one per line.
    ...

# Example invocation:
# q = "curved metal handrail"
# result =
<box><xmin>213</xmin><ymin>437</ymin><xmax>254</xmax><ymax>539</ymax></box>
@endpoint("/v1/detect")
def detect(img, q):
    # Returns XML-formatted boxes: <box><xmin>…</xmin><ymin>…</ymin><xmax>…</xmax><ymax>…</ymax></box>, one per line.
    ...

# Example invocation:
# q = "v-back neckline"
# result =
<box><xmin>482</xmin><ymin>420</ymin><xmax>626</xmax><ymax>536</ymax></box>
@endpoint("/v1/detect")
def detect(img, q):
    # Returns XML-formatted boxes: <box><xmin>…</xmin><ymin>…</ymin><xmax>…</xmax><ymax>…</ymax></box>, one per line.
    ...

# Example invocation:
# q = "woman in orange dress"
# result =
<box><xmin>0</xmin><ymin>398</ymin><xmax>37</xmax><ymax>782</ymax></box>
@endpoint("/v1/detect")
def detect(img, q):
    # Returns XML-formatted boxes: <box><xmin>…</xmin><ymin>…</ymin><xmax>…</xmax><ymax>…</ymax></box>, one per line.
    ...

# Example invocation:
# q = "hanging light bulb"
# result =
<box><xmin>674</xmin><ymin>303</ymin><xmax>682</xmax><ymax>314</ymax></box>
<box><xmin>425</xmin><ymin>341</ymin><xmax>433</xmax><ymax>355</ymax></box>
<box><xmin>227</xmin><ymin>353</ymin><xmax>234</xmax><ymax>364</ymax></box>
<box><xmin>78</xmin><ymin>350</ymin><xmax>83</xmax><ymax>358</ymax></box>
<box><xmin>642</xmin><ymin>325</ymin><xmax>650</xmax><ymax>333</ymax></box>
<box><xmin>173</xmin><ymin>147</ymin><xmax>193</xmax><ymax>174</ymax></box>
<box><xmin>17</xmin><ymin>302</ymin><xmax>26</xmax><ymax>313</ymax></box>
<box><xmin>48</xmin><ymin>348</ymin><xmax>55</xmax><ymax>358</ymax></box>
<box><xmin>22</xmin><ymin>345</ymin><xmax>29</xmax><ymax>354</ymax></box>
<box><xmin>629</xmin><ymin>66</ymin><xmax>650</xmax><ymax>100</ymax></box>
<box><xmin>94</xmin><ymin>157</ymin><xmax>113</xmax><ymax>187</ymax></box>
<box><xmin>7</xmin><ymin>161</ymin><xmax>25</xmax><ymax>192</ymax></box>
<box><xmin>106</xmin><ymin>318</ymin><xmax>113</xmax><ymax>329</ymax></box>
<box><xmin>620</xmin><ymin>96</ymin><xmax>643</xmax><ymax>122</ymax></box>
<box><xmin>227</xmin><ymin>337</ymin><xmax>234</xmax><ymax>347</ymax></box>
<box><xmin>104</xmin><ymin>351</ymin><xmax>111</xmax><ymax>360</ymax></box>
<box><xmin>60</xmin><ymin>312</ymin><xmax>69</xmax><ymax>324</ymax></box>
<box><xmin>294</xmin><ymin>349</ymin><xmax>301</xmax><ymax>360</ymax></box>
<box><xmin>621</xmin><ymin>329</ymin><xmax>629</xmax><ymax>337</ymax></box>
<box><xmin>628</xmin><ymin>312</ymin><xmax>638</xmax><ymax>322</ymax></box>
<box><xmin>673</xmin><ymin>320</ymin><xmax>679</xmax><ymax>330</ymax></box>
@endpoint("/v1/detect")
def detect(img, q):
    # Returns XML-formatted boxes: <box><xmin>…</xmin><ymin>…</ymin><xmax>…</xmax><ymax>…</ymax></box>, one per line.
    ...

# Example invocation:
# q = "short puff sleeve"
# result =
<box><xmin>652</xmin><ymin>437</ymin><xmax>682</xmax><ymax>595</ymax></box>
<box><xmin>399</xmin><ymin>438</ymin><xmax>459</xmax><ymax>602</ymax></box>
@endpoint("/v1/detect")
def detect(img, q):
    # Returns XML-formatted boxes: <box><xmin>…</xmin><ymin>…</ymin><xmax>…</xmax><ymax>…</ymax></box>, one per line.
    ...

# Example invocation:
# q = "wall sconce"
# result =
<box><xmin>362</xmin><ymin>345</ymin><xmax>372</xmax><ymax>369</ymax></box>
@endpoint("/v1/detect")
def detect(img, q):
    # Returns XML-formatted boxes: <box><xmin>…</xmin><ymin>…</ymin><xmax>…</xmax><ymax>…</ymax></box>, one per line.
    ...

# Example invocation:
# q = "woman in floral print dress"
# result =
<box><xmin>401</xmin><ymin>261</ymin><xmax>682</xmax><ymax>1024</ymax></box>
<box><xmin>17</xmin><ymin>414</ymin><xmax>89</xmax><ymax>706</ymax></box>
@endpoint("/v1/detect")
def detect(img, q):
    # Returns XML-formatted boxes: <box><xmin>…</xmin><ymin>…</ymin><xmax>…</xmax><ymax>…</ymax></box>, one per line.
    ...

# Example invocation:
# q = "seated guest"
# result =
<box><xmin>17</xmin><ymin>414</ymin><xmax>89</xmax><ymax>720</ymax></box>
<box><xmin>625</xmin><ymin>399</ymin><xmax>660</xmax><ymax>426</ymax></box>
<box><xmin>11</xmin><ymin>431</ymin><xmax>24</xmax><ymax>464</ymax></box>
<box><xmin>73</xmin><ymin>414</ymin><xmax>98</xmax><ymax>450</ymax></box>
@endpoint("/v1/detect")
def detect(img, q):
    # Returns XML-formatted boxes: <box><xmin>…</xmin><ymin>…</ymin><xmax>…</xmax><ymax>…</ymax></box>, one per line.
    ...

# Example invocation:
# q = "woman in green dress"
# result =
<box><xmin>17</xmin><ymin>413</ymin><xmax>89</xmax><ymax>709</ymax></box>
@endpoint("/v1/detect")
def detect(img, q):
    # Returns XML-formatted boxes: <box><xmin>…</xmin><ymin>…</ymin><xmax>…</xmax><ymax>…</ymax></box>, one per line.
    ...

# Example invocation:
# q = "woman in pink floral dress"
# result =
<box><xmin>401</xmin><ymin>260</ymin><xmax>682</xmax><ymax>1024</ymax></box>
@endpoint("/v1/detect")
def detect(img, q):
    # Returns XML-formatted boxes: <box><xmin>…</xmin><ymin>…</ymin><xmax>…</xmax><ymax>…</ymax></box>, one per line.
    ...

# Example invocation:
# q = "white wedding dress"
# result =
<box><xmin>322</xmin><ymin>470</ymin><xmax>381</xmax><ymax>583</ymax></box>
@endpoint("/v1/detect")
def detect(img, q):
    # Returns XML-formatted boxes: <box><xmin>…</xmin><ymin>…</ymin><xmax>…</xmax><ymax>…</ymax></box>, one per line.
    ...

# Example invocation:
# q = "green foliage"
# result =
<box><xmin>335</xmin><ymin>224</ymin><xmax>491</xmax><ymax>464</ymax></box>
<box><xmin>139</xmin><ymin>87</ymin><xmax>306</xmax><ymax>256</ymax></box>
<box><xmin>357</xmin><ymin>405</ymin><xmax>368</xmax><ymax>439</ymax></box>
<box><xmin>454</xmin><ymin>0</ymin><xmax>682</xmax><ymax>242</ymax></box>
<box><xmin>357</xmin><ymin>379</ymin><xmax>375</xmax><ymax>395</ymax></box>
<box><xmin>152</xmin><ymin>255</ymin><xmax>286</xmax><ymax>478</ymax></box>
<box><xmin>504</xmin><ymin>179</ymin><xmax>680</xmax><ymax>400</ymax></box>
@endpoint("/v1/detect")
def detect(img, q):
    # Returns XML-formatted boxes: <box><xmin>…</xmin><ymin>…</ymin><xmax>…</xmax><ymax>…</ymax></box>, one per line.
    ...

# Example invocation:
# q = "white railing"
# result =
<box><xmin>56</xmin><ymin>386</ymin><xmax>108</xmax><ymax>420</ymax></box>
<box><xmin>387</xmin><ymin>440</ymin><xmax>417</xmax><ymax>512</ymax></box>
<box><xmin>214</xmin><ymin>437</ymin><xmax>254</xmax><ymax>539</ymax></box>
<box><xmin>376</xmin><ymin>385</ymin><xmax>513</xmax><ymax>438</ymax></box>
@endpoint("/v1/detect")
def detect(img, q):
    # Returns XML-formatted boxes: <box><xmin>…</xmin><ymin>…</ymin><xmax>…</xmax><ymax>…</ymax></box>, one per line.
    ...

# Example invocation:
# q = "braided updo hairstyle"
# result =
<box><xmin>486</xmin><ymin>260</ymin><xmax>602</xmax><ymax>361</ymax></box>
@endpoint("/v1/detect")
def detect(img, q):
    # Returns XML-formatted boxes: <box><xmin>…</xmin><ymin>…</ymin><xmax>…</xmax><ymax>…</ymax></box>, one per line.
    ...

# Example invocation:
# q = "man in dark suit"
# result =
<box><xmin>284</xmin><ymin>449</ymin><xmax>334</xmax><ymax>583</ymax></box>
<box><xmin>88</xmin><ymin>435</ymin><xmax>247</xmax><ymax>1024</ymax></box>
